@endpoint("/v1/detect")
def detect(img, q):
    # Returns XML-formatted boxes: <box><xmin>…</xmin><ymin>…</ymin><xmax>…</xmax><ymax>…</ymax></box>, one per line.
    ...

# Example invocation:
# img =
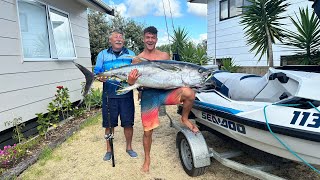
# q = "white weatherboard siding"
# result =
<box><xmin>207</xmin><ymin>0</ymin><xmax>314</xmax><ymax>66</ymax></box>
<box><xmin>0</xmin><ymin>0</ymin><xmax>92</xmax><ymax>132</ymax></box>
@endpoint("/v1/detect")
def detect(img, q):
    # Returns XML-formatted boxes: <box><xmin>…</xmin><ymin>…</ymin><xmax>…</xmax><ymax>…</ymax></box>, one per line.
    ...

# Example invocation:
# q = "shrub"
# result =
<box><xmin>72</xmin><ymin>106</ymin><xmax>85</xmax><ymax>118</ymax></box>
<box><xmin>84</xmin><ymin>88</ymin><xmax>102</xmax><ymax>110</ymax></box>
<box><xmin>221</xmin><ymin>58</ymin><xmax>240</xmax><ymax>73</ymax></box>
<box><xmin>4</xmin><ymin>117</ymin><xmax>25</xmax><ymax>143</ymax></box>
<box><xmin>36</xmin><ymin>113</ymin><xmax>53</xmax><ymax>139</ymax></box>
<box><xmin>283</xmin><ymin>8</ymin><xmax>320</xmax><ymax>65</ymax></box>
<box><xmin>36</xmin><ymin>85</ymin><xmax>72</xmax><ymax>138</ymax></box>
<box><xmin>12</xmin><ymin>117</ymin><xmax>25</xmax><ymax>143</ymax></box>
<box><xmin>50</xmin><ymin>86</ymin><xmax>73</xmax><ymax>120</ymax></box>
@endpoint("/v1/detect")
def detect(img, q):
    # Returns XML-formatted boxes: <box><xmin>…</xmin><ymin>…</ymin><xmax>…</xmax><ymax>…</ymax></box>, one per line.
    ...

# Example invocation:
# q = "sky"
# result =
<box><xmin>102</xmin><ymin>0</ymin><xmax>208</xmax><ymax>46</ymax></box>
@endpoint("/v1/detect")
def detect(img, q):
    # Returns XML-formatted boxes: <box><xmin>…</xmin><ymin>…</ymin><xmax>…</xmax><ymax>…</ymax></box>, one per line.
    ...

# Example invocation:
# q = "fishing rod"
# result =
<box><xmin>105</xmin><ymin>90</ymin><xmax>115</xmax><ymax>167</ymax></box>
<box><xmin>75</xmin><ymin>63</ymin><xmax>115</xmax><ymax>166</ymax></box>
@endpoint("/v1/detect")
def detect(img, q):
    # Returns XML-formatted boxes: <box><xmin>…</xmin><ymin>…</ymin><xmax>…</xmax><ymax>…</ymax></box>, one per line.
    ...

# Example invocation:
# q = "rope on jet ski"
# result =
<box><xmin>308</xmin><ymin>101</ymin><xmax>320</xmax><ymax>113</ymax></box>
<box><xmin>263</xmin><ymin>104</ymin><xmax>320</xmax><ymax>174</ymax></box>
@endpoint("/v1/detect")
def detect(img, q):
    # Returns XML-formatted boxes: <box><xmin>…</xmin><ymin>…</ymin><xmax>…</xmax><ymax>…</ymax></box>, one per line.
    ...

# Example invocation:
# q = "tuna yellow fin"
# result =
<box><xmin>116</xmin><ymin>83</ymin><xmax>141</xmax><ymax>95</ymax></box>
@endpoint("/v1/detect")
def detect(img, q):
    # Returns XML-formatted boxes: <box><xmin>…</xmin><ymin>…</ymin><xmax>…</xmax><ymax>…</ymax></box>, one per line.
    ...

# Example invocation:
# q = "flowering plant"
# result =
<box><xmin>0</xmin><ymin>144</ymin><xmax>17</xmax><ymax>168</ymax></box>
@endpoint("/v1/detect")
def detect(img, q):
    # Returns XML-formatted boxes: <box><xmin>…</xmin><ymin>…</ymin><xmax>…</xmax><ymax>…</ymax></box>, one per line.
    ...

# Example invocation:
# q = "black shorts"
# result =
<box><xmin>102</xmin><ymin>97</ymin><xmax>134</xmax><ymax>128</ymax></box>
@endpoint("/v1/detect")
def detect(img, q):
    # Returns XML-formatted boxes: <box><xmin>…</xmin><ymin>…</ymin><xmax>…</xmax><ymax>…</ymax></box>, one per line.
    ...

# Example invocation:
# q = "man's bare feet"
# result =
<box><xmin>181</xmin><ymin>118</ymin><xmax>199</xmax><ymax>133</ymax></box>
<box><xmin>190</xmin><ymin>124</ymin><xmax>199</xmax><ymax>133</ymax></box>
<box><xmin>141</xmin><ymin>160</ymin><xmax>150</xmax><ymax>173</ymax></box>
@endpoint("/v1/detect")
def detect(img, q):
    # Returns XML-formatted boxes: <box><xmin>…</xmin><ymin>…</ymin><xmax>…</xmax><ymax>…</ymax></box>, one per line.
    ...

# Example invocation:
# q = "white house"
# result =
<box><xmin>188</xmin><ymin>0</ymin><xmax>314</xmax><ymax>66</ymax></box>
<box><xmin>0</xmin><ymin>0</ymin><xmax>113</xmax><ymax>144</ymax></box>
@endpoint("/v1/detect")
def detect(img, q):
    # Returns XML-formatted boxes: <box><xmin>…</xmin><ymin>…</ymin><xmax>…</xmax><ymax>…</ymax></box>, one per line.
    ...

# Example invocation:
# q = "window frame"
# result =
<box><xmin>48</xmin><ymin>5</ymin><xmax>77</xmax><ymax>60</ymax></box>
<box><xmin>17</xmin><ymin>0</ymin><xmax>77</xmax><ymax>62</ymax></box>
<box><xmin>219</xmin><ymin>0</ymin><xmax>245</xmax><ymax>21</ymax></box>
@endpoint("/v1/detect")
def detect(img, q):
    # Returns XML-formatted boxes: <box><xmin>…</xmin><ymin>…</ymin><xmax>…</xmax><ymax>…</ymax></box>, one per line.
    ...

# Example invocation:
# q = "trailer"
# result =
<box><xmin>167</xmin><ymin>113</ymin><xmax>286</xmax><ymax>180</ymax></box>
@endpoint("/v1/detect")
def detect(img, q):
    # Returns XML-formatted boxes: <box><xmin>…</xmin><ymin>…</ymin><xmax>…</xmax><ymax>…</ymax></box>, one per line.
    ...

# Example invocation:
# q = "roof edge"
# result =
<box><xmin>188</xmin><ymin>0</ymin><xmax>208</xmax><ymax>4</ymax></box>
<box><xmin>78</xmin><ymin>0</ymin><xmax>114</xmax><ymax>15</ymax></box>
<box><xmin>90</xmin><ymin>0</ymin><xmax>114</xmax><ymax>15</ymax></box>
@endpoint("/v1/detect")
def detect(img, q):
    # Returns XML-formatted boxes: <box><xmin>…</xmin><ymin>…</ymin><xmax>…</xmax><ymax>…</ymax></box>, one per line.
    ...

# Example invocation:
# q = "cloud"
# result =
<box><xmin>187</xmin><ymin>2</ymin><xmax>207</xmax><ymax>17</ymax></box>
<box><xmin>191</xmin><ymin>33</ymin><xmax>207</xmax><ymax>45</ymax></box>
<box><xmin>156</xmin><ymin>34</ymin><xmax>170</xmax><ymax>47</ymax></box>
<box><xmin>114</xmin><ymin>3</ymin><xmax>128</xmax><ymax>17</ymax></box>
<box><xmin>108</xmin><ymin>0</ymin><xmax>182</xmax><ymax>18</ymax></box>
<box><xmin>124</xmin><ymin>0</ymin><xmax>154</xmax><ymax>17</ymax></box>
<box><xmin>106</xmin><ymin>1</ymin><xmax>127</xmax><ymax>17</ymax></box>
<box><xmin>156</xmin><ymin>28</ymin><xmax>172</xmax><ymax>47</ymax></box>
<box><xmin>153</xmin><ymin>0</ymin><xmax>182</xmax><ymax>17</ymax></box>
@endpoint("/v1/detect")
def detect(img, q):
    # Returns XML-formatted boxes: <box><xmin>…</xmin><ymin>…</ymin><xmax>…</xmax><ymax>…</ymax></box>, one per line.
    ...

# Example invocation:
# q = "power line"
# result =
<box><xmin>161</xmin><ymin>0</ymin><xmax>171</xmax><ymax>44</ymax></box>
<box><xmin>167</xmin><ymin>0</ymin><xmax>175</xmax><ymax>31</ymax></box>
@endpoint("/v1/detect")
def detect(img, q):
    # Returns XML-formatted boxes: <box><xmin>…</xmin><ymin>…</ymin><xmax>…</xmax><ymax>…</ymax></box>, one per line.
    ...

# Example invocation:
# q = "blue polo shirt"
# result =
<box><xmin>94</xmin><ymin>47</ymin><xmax>135</xmax><ymax>98</ymax></box>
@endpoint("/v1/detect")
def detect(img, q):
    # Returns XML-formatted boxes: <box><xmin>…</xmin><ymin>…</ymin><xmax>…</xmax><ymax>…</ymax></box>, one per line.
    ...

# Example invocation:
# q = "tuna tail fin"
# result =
<box><xmin>74</xmin><ymin>63</ymin><xmax>95</xmax><ymax>105</ymax></box>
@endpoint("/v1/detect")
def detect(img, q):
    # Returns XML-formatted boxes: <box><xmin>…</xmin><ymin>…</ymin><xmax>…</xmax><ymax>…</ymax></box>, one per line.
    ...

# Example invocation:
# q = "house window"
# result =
<box><xmin>17</xmin><ymin>0</ymin><xmax>76</xmax><ymax>61</ymax></box>
<box><xmin>220</xmin><ymin>0</ymin><xmax>244</xmax><ymax>20</ymax></box>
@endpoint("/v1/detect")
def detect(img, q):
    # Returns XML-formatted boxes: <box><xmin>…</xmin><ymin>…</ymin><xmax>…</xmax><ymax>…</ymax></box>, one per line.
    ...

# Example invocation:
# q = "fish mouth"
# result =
<box><xmin>204</xmin><ymin>72</ymin><xmax>213</xmax><ymax>83</ymax></box>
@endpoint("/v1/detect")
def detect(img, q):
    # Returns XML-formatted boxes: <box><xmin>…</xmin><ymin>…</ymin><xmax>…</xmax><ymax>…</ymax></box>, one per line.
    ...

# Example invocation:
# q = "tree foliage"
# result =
<box><xmin>88</xmin><ymin>11</ymin><xmax>145</xmax><ymax>65</ymax></box>
<box><xmin>157</xmin><ymin>44</ymin><xmax>171</xmax><ymax>54</ymax></box>
<box><xmin>171</xmin><ymin>27</ymin><xmax>189</xmax><ymax>55</ymax></box>
<box><xmin>220</xmin><ymin>58</ymin><xmax>240</xmax><ymax>73</ymax></box>
<box><xmin>283</xmin><ymin>8</ymin><xmax>320</xmax><ymax>65</ymax></box>
<box><xmin>168</xmin><ymin>27</ymin><xmax>211</xmax><ymax>65</ymax></box>
<box><xmin>240</xmin><ymin>0</ymin><xmax>289</xmax><ymax>67</ymax></box>
<box><xmin>88</xmin><ymin>11</ymin><xmax>110</xmax><ymax>65</ymax></box>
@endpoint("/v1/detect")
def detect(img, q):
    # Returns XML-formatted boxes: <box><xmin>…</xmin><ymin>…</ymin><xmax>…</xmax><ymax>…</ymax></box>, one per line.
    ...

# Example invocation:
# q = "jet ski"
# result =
<box><xmin>190</xmin><ymin>66</ymin><xmax>320</xmax><ymax>165</ymax></box>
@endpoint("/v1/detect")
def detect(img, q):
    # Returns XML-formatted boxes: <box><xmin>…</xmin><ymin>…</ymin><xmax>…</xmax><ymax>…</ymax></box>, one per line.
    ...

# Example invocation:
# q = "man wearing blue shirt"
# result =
<box><xmin>94</xmin><ymin>30</ymin><xmax>137</xmax><ymax>161</ymax></box>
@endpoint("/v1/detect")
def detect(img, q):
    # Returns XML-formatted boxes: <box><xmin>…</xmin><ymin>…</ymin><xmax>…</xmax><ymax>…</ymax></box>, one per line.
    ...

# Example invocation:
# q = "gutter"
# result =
<box><xmin>87</xmin><ymin>0</ymin><xmax>114</xmax><ymax>15</ymax></box>
<box><xmin>187</xmin><ymin>0</ymin><xmax>208</xmax><ymax>4</ymax></box>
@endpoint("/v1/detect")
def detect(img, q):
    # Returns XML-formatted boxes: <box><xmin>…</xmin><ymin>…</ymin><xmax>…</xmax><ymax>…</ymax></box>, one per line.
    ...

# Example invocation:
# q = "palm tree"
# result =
<box><xmin>168</xmin><ymin>27</ymin><xmax>212</xmax><ymax>65</ymax></box>
<box><xmin>283</xmin><ymin>8</ymin><xmax>320</xmax><ymax>65</ymax></box>
<box><xmin>240</xmin><ymin>0</ymin><xmax>289</xmax><ymax>67</ymax></box>
<box><xmin>221</xmin><ymin>58</ymin><xmax>240</xmax><ymax>73</ymax></box>
<box><xmin>179</xmin><ymin>42</ymin><xmax>195</xmax><ymax>63</ymax></box>
<box><xmin>171</xmin><ymin>27</ymin><xmax>189</xmax><ymax>57</ymax></box>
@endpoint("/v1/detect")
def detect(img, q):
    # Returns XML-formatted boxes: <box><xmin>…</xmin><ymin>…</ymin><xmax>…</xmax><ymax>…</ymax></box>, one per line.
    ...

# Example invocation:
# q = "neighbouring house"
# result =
<box><xmin>188</xmin><ymin>0</ymin><xmax>314</xmax><ymax>67</ymax></box>
<box><xmin>0</xmin><ymin>0</ymin><xmax>113</xmax><ymax>146</ymax></box>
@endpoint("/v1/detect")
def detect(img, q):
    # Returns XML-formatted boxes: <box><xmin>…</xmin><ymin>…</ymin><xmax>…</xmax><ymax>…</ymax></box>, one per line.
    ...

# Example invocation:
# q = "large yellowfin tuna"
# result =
<box><xmin>75</xmin><ymin>60</ymin><xmax>212</xmax><ymax>98</ymax></box>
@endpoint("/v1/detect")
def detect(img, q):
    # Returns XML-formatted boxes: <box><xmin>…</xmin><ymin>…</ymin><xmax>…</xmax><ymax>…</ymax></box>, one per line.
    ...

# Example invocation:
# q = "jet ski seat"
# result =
<box><xmin>211</xmin><ymin>71</ymin><xmax>268</xmax><ymax>101</ymax></box>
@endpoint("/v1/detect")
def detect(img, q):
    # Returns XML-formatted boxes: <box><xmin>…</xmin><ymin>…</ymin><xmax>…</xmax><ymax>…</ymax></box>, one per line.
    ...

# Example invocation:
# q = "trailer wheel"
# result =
<box><xmin>177</xmin><ymin>132</ymin><xmax>206</xmax><ymax>177</ymax></box>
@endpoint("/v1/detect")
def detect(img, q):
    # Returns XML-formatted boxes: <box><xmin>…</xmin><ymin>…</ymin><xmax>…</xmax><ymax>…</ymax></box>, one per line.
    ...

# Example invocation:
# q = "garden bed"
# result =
<box><xmin>0</xmin><ymin>108</ymin><xmax>100</xmax><ymax>179</ymax></box>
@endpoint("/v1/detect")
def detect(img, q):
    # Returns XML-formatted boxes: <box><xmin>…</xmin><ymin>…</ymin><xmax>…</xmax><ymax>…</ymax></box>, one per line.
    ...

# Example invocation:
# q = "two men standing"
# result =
<box><xmin>94</xmin><ymin>27</ymin><xmax>198</xmax><ymax>172</ymax></box>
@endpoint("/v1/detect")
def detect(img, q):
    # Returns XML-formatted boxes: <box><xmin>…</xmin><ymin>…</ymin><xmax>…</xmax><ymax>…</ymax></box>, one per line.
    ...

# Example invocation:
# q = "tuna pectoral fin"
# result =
<box><xmin>116</xmin><ymin>83</ymin><xmax>141</xmax><ymax>94</ymax></box>
<box><xmin>74</xmin><ymin>63</ymin><xmax>95</xmax><ymax>101</ymax></box>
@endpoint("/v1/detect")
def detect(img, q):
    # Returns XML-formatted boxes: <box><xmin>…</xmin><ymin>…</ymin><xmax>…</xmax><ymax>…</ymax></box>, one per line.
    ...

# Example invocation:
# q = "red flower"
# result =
<box><xmin>57</xmin><ymin>86</ymin><xmax>63</xmax><ymax>89</ymax></box>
